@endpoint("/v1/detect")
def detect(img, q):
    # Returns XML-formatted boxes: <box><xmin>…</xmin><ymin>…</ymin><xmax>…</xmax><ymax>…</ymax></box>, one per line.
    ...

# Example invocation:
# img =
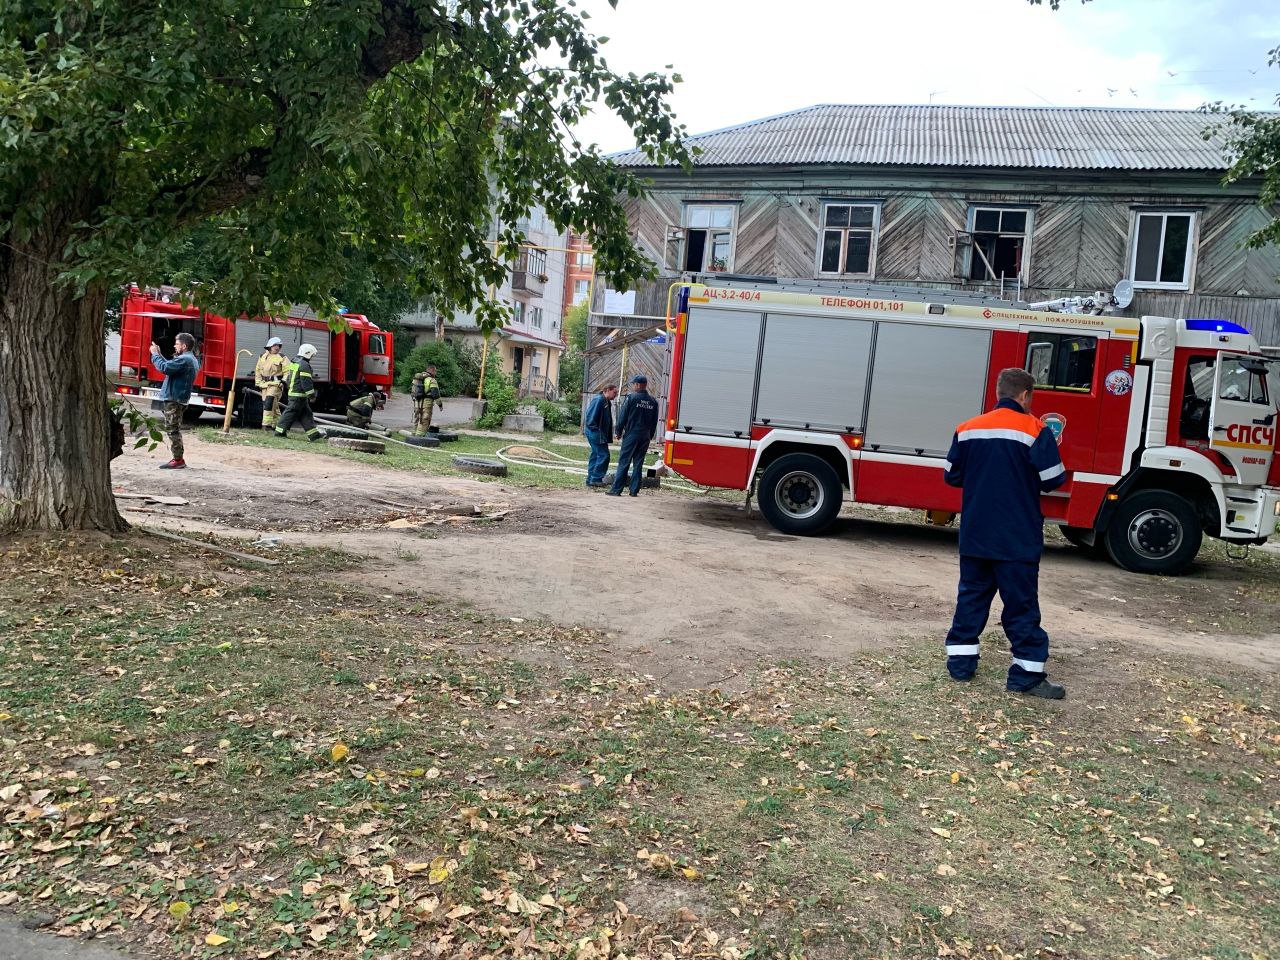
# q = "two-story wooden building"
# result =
<box><xmin>599</xmin><ymin>104</ymin><xmax>1280</xmax><ymax>372</ymax></box>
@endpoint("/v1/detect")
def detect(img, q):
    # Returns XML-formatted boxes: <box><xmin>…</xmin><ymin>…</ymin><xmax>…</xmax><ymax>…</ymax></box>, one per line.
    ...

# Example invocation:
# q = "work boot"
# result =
<box><xmin>159</xmin><ymin>459</ymin><xmax>186</xmax><ymax>470</ymax></box>
<box><xmin>605</xmin><ymin>490</ymin><xmax>621</xmax><ymax>497</ymax></box>
<box><xmin>1014</xmin><ymin>678</ymin><xmax>1066</xmax><ymax>700</ymax></box>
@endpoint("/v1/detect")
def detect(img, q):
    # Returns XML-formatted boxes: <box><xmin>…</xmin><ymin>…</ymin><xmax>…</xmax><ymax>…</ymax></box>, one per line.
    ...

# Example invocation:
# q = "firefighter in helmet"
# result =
<box><xmin>346</xmin><ymin>388</ymin><xmax>385</xmax><ymax>430</ymax></box>
<box><xmin>411</xmin><ymin>365</ymin><xmax>443</xmax><ymax>436</ymax></box>
<box><xmin>254</xmin><ymin>336</ymin><xmax>287</xmax><ymax>430</ymax></box>
<box><xmin>274</xmin><ymin>343</ymin><xmax>323</xmax><ymax>442</ymax></box>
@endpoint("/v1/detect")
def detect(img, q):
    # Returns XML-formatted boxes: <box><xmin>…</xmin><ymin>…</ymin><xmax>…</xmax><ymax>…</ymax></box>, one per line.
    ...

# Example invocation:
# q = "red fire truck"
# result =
<box><xmin>662</xmin><ymin>279</ymin><xmax>1280</xmax><ymax>575</ymax></box>
<box><xmin>114</xmin><ymin>286</ymin><xmax>395</xmax><ymax>425</ymax></box>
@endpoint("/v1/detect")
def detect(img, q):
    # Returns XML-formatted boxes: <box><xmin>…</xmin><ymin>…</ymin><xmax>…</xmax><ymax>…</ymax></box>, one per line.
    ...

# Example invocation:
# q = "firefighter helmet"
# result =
<box><xmin>298</xmin><ymin>343</ymin><xmax>318</xmax><ymax>360</ymax></box>
<box><xmin>266</xmin><ymin>336</ymin><xmax>283</xmax><ymax>349</ymax></box>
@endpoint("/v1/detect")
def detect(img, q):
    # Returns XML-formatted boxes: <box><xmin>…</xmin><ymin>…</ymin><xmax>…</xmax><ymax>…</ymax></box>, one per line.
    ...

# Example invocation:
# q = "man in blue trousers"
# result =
<box><xmin>607</xmin><ymin>375</ymin><xmax>659</xmax><ymax>497</ymax></box>
<box><xmin>582</xmin><ymin>383</ymin><xmax>617</xmax><ymax>488</ymax></box>
<box><xmin>943</xmin><ymin>367</ymin><xmax>1068</xmax><ymax>699</ymax></box>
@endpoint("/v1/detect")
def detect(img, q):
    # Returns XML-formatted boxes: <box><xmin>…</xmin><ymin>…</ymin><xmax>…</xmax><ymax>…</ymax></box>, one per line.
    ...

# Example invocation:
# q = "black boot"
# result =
<box><xmin>1016</xmin><ymin>679</ymin><xmax>1066</xmax><ymax>700</ymax></box>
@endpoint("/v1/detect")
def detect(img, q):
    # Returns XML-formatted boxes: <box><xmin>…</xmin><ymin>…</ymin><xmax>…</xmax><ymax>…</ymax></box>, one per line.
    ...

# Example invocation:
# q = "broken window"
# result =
<box><xmin>968</xmin><ymin>207</ymin><xmax>1030</xmax><ymax>283</ymax></box>
<box><xmin>682</xmin><ymin>204</ymin><xmax>736</xmax><ymax>272</ymax></box>
<box><xmin>818</xmin><ymin>202</ymin><xmax>879</xmax><ymax>277</ymax></box>
<box><xmin>1130</xmin><ymin>212</ymin><xmax>1196</xmax><ymax>290</ymax></box>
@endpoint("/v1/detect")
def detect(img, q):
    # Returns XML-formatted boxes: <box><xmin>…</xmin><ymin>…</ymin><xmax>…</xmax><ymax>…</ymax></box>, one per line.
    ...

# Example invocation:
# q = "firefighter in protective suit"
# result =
<box><xmin>346</xmin><ymin>389</ymin><xmax>384</xmax><ymax>429</ymax></box>
<box><xmin>274</xmin><ymin>343</ymin><xmax>323</xmax><ymax>441</ymax></box>
<box><xmin>411</xmin><ymin>365</ymin><xmax>443</xmax><ymax>436</ymax></box>
<box><xmin>254</xmin><ymin>336</ymin><xmax>287</xmax><ymax>430</ymax></box>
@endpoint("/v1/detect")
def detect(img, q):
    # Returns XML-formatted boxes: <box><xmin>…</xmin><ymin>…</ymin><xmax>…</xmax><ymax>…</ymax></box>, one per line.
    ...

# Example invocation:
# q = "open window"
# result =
<box><xmin>968</xmin><ymin>207</ymin><xmax>1031</xmax><ymax>283</ymax></box>
<box><xmin>818</xmin><ymin>202</ymin><xmax>880</xmax><ymax>277</ymax></box>
<box><xmin>682</xmin><ymin>203</ymin><xmax>737</xmax><ymax>273</ymax></box>
<box><xmin>1129</xmin><ymin>211</ymin><xmax>1196</xmax><ymax>290</ymax></box>
<box><xmin>1179</xmin><ymin>356</ymin><xmax>1216</xmax><ymax>440</ymax></box>
<box><xmin>1025</xmin><ymin>333</ymin><xmax>1096</xmax><ymax>393</ymax></box>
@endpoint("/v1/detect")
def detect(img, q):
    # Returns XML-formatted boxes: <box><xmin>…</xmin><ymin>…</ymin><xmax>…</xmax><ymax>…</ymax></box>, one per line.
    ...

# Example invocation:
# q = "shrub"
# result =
<box><xmin>476</xmin><ymin>363</ymin><xmax>518</xmax><ymax>429</ymax></box>
<box><xmin>535</xmin><ymin>398</ymin><xmax>579</xmax><ymax>433</ymax></box>
<box><xmin>452</xmin><ymin>338</ymin><xmax>484</xmax><ymax>397</ymax></box>
<box><xmin>396</xmin><ymin>339</ymin><xmax>463</xmax><ymax>394</ymax></box>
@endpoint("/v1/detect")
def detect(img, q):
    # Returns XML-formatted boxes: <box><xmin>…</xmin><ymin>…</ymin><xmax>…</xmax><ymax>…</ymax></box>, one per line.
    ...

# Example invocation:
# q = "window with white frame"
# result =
<box><xmin>968</xmin><ymin>207</ymin><xmax>1031</xmax><ymax>282</ymax></box>
<box><xmin>511</xmin><ymin>301</ymin><xmax>526</xmax><ymax>324</ymax></box>
<box><xmin>681</xmin><ymin>203</ymin><xmax>736</xmax><ymax>272</ymax></box>
<box><xmin>818</xmin><ymin>202</ymin><xmax>880</xmax><ymax>276</ymax></box>
<box><xmin>520</xmin><ymin>248</ymin><xmax>548</xmax><ymax>279</ymax></box>
<box><xmin>576</xmin><ymin>251</ymin><xmax>594</xmax><ymax>267</ymax></box>
<box><xmin>572</xmin><ymin>279</ymin><xmax>589</xmax><ymax>304</ymax></box>
<box><xmin>530</xmin><ymin>306</ymin><xmax>544</xmax><ymax>329</ymax></box>
<box><xmin>1129</xmin><ymin>211</ymin><xmax>1197</xmax><ymax>290</ymax></box>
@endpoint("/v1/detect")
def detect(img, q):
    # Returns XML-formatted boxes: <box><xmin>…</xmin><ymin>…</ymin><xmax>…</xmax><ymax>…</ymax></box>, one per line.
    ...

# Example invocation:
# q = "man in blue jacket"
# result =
<box><xmin>943</xmin><ymin>367</ymin><xmax>1068</xmax><ymax>699</ymax></box>
<box><xmin>607</xmin><ymin>375</ymin><xmax>659</xmax><ymax>497</ymax></box>
<box><xmin>149</xmin><ymin>333</ymin><xmax>201</xmax><ymax>469</ymax></box>
<box><xmin>582</xmin><ymin>383</ymin><xmax>617</xmax><ymax>487</ymax></box>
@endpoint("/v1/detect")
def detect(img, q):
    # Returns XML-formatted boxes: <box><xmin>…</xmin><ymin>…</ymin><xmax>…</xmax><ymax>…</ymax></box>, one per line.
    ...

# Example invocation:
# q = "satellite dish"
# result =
<box><xmin>1113</xmin><ymin>279</ymin><xmax>1134</xmax><ymax>310</ymax></box>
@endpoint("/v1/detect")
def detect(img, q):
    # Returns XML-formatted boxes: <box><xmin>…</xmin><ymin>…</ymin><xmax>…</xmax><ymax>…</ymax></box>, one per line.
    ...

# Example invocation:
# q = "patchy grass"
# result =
<box><xmin>195</xmin><ymin>427</ymin><xmax>667</xmax><ymax>493</ymax></box>
<box><xmin>0</xmin><ymin>536</ymin><xmax>1276</xmax><ymax>959</ymax></box>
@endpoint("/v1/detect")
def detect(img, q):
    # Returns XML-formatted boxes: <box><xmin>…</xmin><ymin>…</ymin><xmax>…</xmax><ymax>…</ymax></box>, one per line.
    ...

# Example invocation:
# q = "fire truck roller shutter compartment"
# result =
<box><xmin>676</xmin><ymin>307</ymin><xmax>763</xmax><ymax>437</ymax></box>
<box><xmin>234</xmin><ymin>319</ymin><xmax>272</xmax><ymax>378</ymax></box>
<box><xmin>756</xmin><ymin>314</ymin><xmax>874</xmax><ymax>431</ymax></box>
<box><xmin>269</xmin><ymin>322</ymin><xmax>304</xmax><ymax>361</ymax></box>
<box><xmin>864</xmin><ymin>323</ymin><xmax>991</xmax><ymax>456</ymax></box>
<box><xmin>299</xmin><ymin>325</ymin><xmax>331</xmax><ymax>380</ymax></box>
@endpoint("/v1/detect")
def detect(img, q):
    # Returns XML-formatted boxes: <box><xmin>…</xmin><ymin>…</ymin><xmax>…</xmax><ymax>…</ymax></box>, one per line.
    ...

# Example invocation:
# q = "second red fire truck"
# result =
<box><xmin>114</xmin><ymin>286</ymin><xmax>395</xmax><ymax>425</ymax></box>
<box><xmin>662</xmin><ymin>279</ymin><xmax>1280</xmax><ymax>575</ymax></box>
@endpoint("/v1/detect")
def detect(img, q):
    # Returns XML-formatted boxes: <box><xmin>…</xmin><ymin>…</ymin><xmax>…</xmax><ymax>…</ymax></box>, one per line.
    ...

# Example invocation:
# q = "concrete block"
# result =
<box><xmin>502</xmin><ymin>414</ymin><xmax>545</xmax><ymax>432</ymax></box>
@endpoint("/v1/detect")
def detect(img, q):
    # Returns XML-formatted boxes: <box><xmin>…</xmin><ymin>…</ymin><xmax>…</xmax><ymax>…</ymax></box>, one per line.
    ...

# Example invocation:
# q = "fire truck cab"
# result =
<box><xmin>115</xmin><ymin>287</ymin><xmax>394</xmax><ymax>424</ymax></box>
<box><xmin>663</xmin><ymin>279</ymin><xmax>1280</xmax><ymax>576</ymax></box>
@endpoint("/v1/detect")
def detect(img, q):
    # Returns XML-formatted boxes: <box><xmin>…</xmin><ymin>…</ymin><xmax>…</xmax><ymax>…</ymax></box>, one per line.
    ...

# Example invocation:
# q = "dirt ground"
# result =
<box><xmin>109</xmin><ymin>432</ymin><xmax>1280</xmax><ymax>687</ymax></box>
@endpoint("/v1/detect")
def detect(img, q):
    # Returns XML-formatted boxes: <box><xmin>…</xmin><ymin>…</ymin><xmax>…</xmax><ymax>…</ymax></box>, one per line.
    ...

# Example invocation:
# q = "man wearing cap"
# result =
<box><xmin>607</xmin><ymin>375</ymin><xmax>659</xmax><ymax>497</ymax></box>
<box><xmin>254</xmin><ymin>337</ymin><xmax>287</xmax><ymax>430</ymax></box>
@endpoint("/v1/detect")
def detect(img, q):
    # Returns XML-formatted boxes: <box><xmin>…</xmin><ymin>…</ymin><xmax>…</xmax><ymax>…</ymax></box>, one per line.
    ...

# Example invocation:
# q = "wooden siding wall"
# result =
<box><xmin>616</xmin><ymin>172</ymin><xmax>1280</xmax><ymax>345</ymax></box>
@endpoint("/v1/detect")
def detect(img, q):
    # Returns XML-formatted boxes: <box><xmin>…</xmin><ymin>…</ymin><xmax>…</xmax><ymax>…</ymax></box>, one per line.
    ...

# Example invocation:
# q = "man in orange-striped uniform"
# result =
<box><xmin>942</xmin><ymin>367</ymin><xmax>1068</xmax><ymax>699</ymax></box>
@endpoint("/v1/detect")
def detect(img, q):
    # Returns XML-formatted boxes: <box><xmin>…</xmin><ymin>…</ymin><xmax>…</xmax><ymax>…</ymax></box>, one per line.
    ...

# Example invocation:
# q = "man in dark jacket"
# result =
<box><xmin>607</xmin><ymin>375</ymin><xmax>659</xmax><ymax>497</ymax></box>
<box><xmin>149</xmin><ymin>332</ymin><xmax>200</xmax><ymax>469</ymax></box>
<box><xmin>274</xmin><ymin>343</ymin><xmax>323</xmax><ymax>441</ymax></box>
<box><xmin>943</xmin><ymin>367</ymin><xmax>1068</xmax><ymax>699</ymax></box>
<box><xmin>582</xmin><ymin>383</ymin><xmax>618</xmax><ymax>487</ymax></box>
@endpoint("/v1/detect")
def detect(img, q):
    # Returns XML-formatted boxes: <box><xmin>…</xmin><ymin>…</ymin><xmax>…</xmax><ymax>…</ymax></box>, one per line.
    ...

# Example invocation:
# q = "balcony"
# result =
<box><xmin>511</xmin><ymin>267</ymin><xmax>547</xmax><ymax>298</ymax></box>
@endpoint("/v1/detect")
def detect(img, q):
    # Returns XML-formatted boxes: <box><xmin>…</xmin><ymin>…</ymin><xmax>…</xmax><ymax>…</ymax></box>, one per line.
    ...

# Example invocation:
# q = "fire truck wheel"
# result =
<box><xmin>1103</xmin><ymin>490</ymin><xmax>1202</xmax><ymax>575</ymax></box>
<box><xmin>328</xmin><ymin>437</ymin><xmax>386</xmax><ymax>455</ymax></box>
<box><xmin>757</xmin><ymin>453</ymin><xmax>843</xmax><ymax>536</ymax></box>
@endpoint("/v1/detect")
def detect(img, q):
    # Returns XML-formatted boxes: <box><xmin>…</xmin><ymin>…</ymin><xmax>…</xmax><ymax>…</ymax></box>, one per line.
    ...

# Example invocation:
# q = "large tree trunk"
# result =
<box><xmin>0</xmin><ymin>219</ymin><xmax>125</xmax><ymax>533</ymax></box>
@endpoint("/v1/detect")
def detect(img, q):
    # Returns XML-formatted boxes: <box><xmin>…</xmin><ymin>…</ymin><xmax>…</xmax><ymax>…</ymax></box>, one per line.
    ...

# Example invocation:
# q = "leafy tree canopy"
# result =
<box><xmin>1210</xmin><ymin>45</ymin><xmax>1280</xmax><ymax>252</ymax></box>
<box><xmin>1</xmin><ymin>0</ymin><xmax>689</xmax><ymax>330</ymax></box>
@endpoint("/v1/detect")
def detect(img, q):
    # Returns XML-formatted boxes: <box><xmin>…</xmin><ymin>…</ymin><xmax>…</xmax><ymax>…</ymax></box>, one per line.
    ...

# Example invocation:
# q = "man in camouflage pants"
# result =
<box><xmin>149</xmin><ymin>332</ymin><xmax>201</xmax><ymax>469</ymax></box>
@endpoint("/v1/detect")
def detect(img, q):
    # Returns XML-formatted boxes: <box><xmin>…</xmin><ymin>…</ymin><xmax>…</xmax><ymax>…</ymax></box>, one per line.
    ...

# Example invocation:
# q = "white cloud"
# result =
<box><xmin>570</xmin><ymin>0</ymin><xmax>1277</xmax><ymax>152</ymax></box>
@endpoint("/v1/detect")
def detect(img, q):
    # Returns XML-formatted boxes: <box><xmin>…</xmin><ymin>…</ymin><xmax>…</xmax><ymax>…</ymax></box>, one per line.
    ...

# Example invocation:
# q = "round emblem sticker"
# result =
<box><xmin>1104</xmin><ymin>369</ymin><xmax>1134</xmax><ymax>396</ymax></box>
<box><xmin>1042</xmin><ymin>413</ymin><xmax>1067</xmax><ymax>444</ymax></box>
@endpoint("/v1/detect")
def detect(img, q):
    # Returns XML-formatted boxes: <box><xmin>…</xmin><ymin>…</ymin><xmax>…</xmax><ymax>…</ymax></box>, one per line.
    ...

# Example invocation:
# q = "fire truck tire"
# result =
<box><xmin>328</xmin><ymin>437</ymin><xmax>386</xmax><ymax>455</ymax></box>
<box><xmin>1103</xmin><ymin>490</ymin><xmax>1202</xmax><ymax>575</ymax></box>
<box><xmin>402</xmin><ymin>434</ymin><xmax>441</xmax><ymax>447</ymax></box>
<box><xmin>451</xmin><ymin>455</ymin><xmax>509</xmax><ymax>477</ymax></box>
<box><xmin>757</xmin><ymin>453</ymin><xmax>843</xmax><ymax>536</ymax></box>
<box><xmin>182</xmin><ymin>407</ymin><xmax>206</xmax><ymax>425</ymax></box>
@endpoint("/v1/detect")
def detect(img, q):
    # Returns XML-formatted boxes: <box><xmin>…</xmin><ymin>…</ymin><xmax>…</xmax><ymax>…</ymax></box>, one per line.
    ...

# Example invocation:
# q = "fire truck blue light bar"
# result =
<box><xmin>1186</xmin><ymin>319</ymin><xmax>1250</xmax><ymax>334</ymax></box>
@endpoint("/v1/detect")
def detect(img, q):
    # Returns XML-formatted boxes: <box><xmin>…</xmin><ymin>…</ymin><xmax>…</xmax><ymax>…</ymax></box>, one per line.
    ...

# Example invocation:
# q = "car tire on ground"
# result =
<box><xmin>1102</xmin><ymin>489</ymin><xmax>1202</xmax><ymax>575</ymax></box>
<box><xmin>435</xmin><ymin>430</ymin><xmax>460</xmax><ymax>442</ymax></box>
<box><xmin>401</xmin><ymin>434</ymin><xmax>441</xmax><ymax>447</ymax></box>
<box><xmin>452</xmin><ymin>455</ymin><xmax>508</xmax><ymax>477</ymax></box>
<box><xmin>756</xmin><ymin>452</ymin><xmax>844</xmax><ymax>536</ymax></box>
<box><xmin>321</xmin><ymin>426</ymin><xmax>369</xmax><ymax>440</ymax></box>
<box><xmin>328</xmin><ymin>437</ymin><xmax>386</xmax><ymax>454</ymax></box>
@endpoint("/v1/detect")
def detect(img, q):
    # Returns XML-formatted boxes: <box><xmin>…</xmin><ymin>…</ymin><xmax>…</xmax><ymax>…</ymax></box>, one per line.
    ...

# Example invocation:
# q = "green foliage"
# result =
<box><xmin>108</xmin><ymin>395</ymin><xmax>162</xmax><ymax>451</ymax></box>
<box><xmin>1208</xmin><ymin>45</ymin><xmax>1280</xmax><ymax>251</ymax></box>
<box><xmin>534</xmin><ymin>398</ymin><xmax>579</xmax><ymax>433</ymax></box>
<box><xmin>564</xmin><ymin>302</ymin><xmax>589</xmax><ymax>353</ymax></box>
<box><xmin>558</xmin><ymin>348</ymin><xmax>584</xmax><ymax>406</ymax></box>
<box><xmin>451</xmin><ymin>338</ymin><xmax>484</xmax><ymax>398</ymax></box>
<box><xmin>476</xmin><ymin>361</ymin><xmax>518</xmax><ymax>429</ymax></box>
<box><xmin>397</xmin><ymin>340</ymin><xmax>463</xmax><ymax>395</ymax></box>
<box><xmin>1</xmin><ymin>2</ymin><xmax>690</xmax><ymax>328</ymax></box>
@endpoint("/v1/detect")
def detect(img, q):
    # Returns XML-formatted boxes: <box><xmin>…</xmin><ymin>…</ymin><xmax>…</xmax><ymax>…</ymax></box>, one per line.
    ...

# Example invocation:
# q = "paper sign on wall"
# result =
<box><xmin>603</xmin><ymin>289</ymin><xmax>636</xmax><ymax>314</ymax></box>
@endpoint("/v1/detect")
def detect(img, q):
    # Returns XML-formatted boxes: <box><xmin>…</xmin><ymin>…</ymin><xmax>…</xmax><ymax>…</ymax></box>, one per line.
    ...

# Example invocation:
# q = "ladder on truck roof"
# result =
<box><xmin>685</xmin><ymin>273</ymin><xmax>1041</xmax><ymax>310</ymax></box>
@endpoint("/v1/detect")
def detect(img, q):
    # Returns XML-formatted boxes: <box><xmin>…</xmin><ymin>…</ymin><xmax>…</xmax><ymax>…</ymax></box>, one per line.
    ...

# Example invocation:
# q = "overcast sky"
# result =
<box><xmin>571</xmin><ymin>0</ymin><xmax>1278</xmax><ymax>152</ymax></box>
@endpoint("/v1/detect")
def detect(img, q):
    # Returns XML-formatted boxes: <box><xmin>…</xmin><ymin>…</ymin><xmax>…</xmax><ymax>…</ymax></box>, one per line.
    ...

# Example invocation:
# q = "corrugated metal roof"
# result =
<box><xmin>610</xmin><ymin>104</ymin><xmax>1241</xmax><ymax>171</ymax></box>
